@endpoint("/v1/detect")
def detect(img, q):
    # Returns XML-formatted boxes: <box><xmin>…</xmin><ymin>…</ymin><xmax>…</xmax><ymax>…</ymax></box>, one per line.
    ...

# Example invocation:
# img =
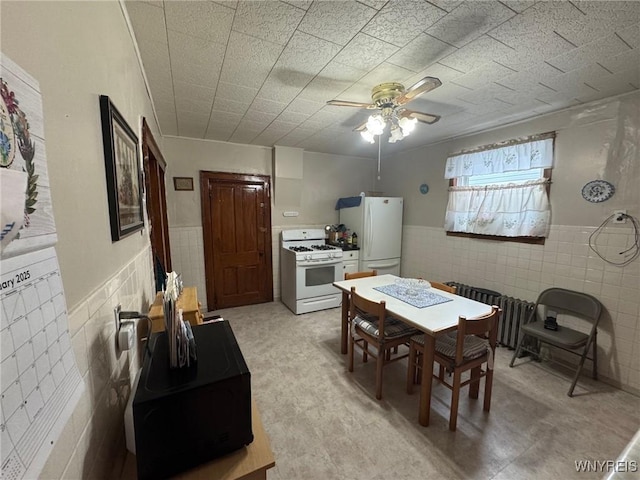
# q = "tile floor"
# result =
<box><xmin>216</xmin><ymin>301</ymin><xmax>640</xmax><ymax>480</ymax></box>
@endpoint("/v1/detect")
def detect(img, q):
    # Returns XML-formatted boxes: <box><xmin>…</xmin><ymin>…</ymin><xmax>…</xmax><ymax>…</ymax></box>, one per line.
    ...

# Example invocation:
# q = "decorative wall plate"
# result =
<box><xmin>419</xmin><ymin>183</ymin><xmax>429</xmax><ymax>194</ymax></box>
<box><xmin>581</xmin><ymin>180</ymin><xmax>615</xmax><ymax>203</ymax></box>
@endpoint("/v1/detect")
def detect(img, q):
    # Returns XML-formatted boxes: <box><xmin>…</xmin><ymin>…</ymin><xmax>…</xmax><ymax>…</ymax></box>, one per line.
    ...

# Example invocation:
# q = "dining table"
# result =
<box><xmin>333</xmin><ymin>274</ymin><xmax>494</xmax><ymax>427</ymax></box>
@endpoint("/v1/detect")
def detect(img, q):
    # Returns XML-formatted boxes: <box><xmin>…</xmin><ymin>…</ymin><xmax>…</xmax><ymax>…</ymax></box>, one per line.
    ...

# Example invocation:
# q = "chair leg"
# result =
<box><xmin>469</xmin><ymin>366</ymin><xmax>480</xmax><ymax>399</ymax></box>
<box><xmin>510</xmin><ymin>333</ymin><xmax>527</xmax><ymax>367</ymax></box>
<box><xmin>592</xmin><ymin>333</ymin><xmax>598</xmax><ymax>380</ymax></box>
<box><xmin>484</xmin><ymin>367</ymin><xmax>494</xmax><ymax>412</ymax></box>
<box><xmin>407</xmin><ymin>342</ymin><xmax>417</xmax><ymax>394</ymax></box>
<box><xmin>363</xmin><ymin>341</ymin><xmax>368</xmax><ymax>363</ymax></box>
<box><xmin>449</xmin><ymin>369</ymin><xmax>462</xmax><ymax>431</ymax></box>
<box><xmin>438</xmin><ymin>365</ymin><xmax>445</xmax><ymax>382</ymax></box>
<box><xmin>375</xmin><ymin>347</ymin><xmax>384</xmax><ymax>400</ymax></box>
<box><xmin>348</xmin><ymin>333</ymin><xmax>355</xmax><ymax>373</ymax></box>
<box><xmin>568</xmin><ymin>340</ymin><xmax>594</xmax><ymax>397</ymax></box>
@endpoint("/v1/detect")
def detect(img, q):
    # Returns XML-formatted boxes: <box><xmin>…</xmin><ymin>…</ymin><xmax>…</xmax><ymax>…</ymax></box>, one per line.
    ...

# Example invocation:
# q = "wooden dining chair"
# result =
<box><xmin>406</xmin><ymin>282</ymin><xmax>457</xmax><ymax>388</ymax></box>
<box><xmin>348</xmin><ymin>286</ymin><xmax>418</xmax><ymax>400</ymax></box>
<box><xmin>408</xmin><ymin>305</ymin><xmax>501</xmax><ymax>431</ymax></box>
<box><xmin>344</xmin><ymin>270</ymin><xmax>377</xmax><ymax>281</ymax></box>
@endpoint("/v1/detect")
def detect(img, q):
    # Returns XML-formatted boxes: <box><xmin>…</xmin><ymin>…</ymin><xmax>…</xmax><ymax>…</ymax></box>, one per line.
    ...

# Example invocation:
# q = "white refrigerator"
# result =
<box><xmin>339</xmin><ymin>196</ymin><xmax>403</xmax><ymax>275</ymax></box>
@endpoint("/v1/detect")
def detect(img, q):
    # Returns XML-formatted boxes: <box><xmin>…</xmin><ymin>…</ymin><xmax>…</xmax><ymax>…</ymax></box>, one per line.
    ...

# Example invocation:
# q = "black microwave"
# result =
<box><xmin>132</xmin><ymin>321</ymin><xmax>253</xmax><ymax>480</ymax></box>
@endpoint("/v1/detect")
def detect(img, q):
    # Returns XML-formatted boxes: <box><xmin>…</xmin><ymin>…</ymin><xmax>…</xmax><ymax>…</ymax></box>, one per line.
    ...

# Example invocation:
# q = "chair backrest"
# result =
<box><xmin>535</xmin><ymin>288</ymin><xmax>602</xmax><ymax>324</ymax></box>
<box><xmin>349</xmin><ymin>286</ymin><xmax>386</xmax><ymax>339</ymax></box>
<box><xmin>455</xmin><ymin>306</ymin><xmax>500</xmax><ymax>364</ymax></box>
<box><xmin>430</xmin><ymin>281</ymin><xmax>457</xmax><ymax>294</ymax></box>
<box><xmin>345</xmin><ymin>270</ymin><xmax>378</xmax><ymax>280</ymax></box>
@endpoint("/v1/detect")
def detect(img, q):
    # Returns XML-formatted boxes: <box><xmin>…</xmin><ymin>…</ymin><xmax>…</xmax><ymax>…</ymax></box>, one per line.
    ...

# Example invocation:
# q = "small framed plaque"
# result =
<box><xmin>173</xmin><ymin>177</ymin><xmax>194</xmax><ymax>191</ymax></box>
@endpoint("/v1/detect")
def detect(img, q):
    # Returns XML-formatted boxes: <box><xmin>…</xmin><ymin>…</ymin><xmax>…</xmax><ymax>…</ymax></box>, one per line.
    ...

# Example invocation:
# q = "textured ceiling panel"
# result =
<box><xmin>126</xmin><ymin>1</ymin><xmax>640</xmax><ymax>158</ymax></box>
<box><xmin>425</xmin><ymin>1</ymin><xmax>515</xmax><ymax>48</ymax></box>
<box><xmin>233</xmin><ymin>0</ymin><xmax>305</xmax><ymax>45</ymax></box>
<box><xmin>297</xmin><ymin>0</ymin><xmax>376</xmax><ymax>45</ymax></box>
<box><xmin>362</xmin><ymin>0</ymin><xmax>447</xmax><ymax>47</ymax></box>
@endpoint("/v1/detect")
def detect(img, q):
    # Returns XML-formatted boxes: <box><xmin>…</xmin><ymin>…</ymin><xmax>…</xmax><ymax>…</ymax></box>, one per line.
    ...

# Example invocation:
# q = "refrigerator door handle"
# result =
<box><xmin>366</xmin><ymin>260</ymin><xmax>400</xmax><ymax>269</ymax></box>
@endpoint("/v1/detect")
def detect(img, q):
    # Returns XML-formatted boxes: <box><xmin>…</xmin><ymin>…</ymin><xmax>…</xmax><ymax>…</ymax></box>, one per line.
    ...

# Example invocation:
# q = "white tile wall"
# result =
<box><xmin>40</xmin><ymin>246</ymin><xmax>155</xmax><ymax>479</ymax></box>
<box><xmin>401</xmin><ymin>224</ymin><xmax>640</xmax><ymax>394</ymax></box>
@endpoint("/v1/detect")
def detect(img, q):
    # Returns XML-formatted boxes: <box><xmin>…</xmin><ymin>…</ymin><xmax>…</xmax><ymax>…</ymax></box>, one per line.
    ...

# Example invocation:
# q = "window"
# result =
<box><xmin>444</xmin><ymin>133</ymin><xmax>554</xmax><ymax>243</ymax></box>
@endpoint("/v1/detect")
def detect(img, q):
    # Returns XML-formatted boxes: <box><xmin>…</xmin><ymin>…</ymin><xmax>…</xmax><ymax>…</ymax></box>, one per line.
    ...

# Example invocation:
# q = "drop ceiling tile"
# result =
<box><xmin>250</xmin><ymin>97</ymin><xmax>289</xmax><ymax>116</ymax></box>
<box><xmin>617</xmin><ymin>23</ymin><xmax>640</xmax><ymax>48</ymax></box>
<box><xmin>155</xmin><ymin>109</ymin><xmax>177</xmax><ymax>136</ymax></box>
<box><xmin>496</xmin><ymin>62</ymin><xmax>564</xmax><ymax>91</ymax></box>
<box><xmin>164</xmin><ymin>1</ymin><xmax>234</xmax><ymax>45</ymax></box>
<box><xmin>427</xmin><ymin>1</ymin><xmax>464</xmax><ymax>13</ymax></box>
<box><xmin>215</xmin><ymin>82</ymin><xmax>259</xmax><ymax>106</ymax></box>
<box><xmin>173</xmin><ymin>81</ymin><xmax>216</xmax><ymax>106</ymax></box>
<box><xmin>258</xmin><ymin>73</ymin><xmax>313</xmax><ymax>104</ymax></box>
<box><xmin>176</xmin><ymin>111</ymin><xmax>209</xmax><ymax>138</ymax></box>
<box><xmin>457</xmin><ymin>83</ymin><xmax>516</xmax><ymax>106</ymax></box>
<box><xmin>125</xmin><ymin>2</ymin><xmax>166</xmax><ymax>43</ymax></box>
<box><xmin>167</xmin><ymin>30</ymin><xmax>224</xmax><ymax>88</ymax></box>
<box><xmin>355</xmin><ymin>62</ymin><xmax>416</xmax><ymax>88</ymax></box>
<box><xmin>275</xmin><ymin>110</ymin><xmax>310</xmax><ymax>125</ymax></box>
<box><xmin>229</xmin><ymin>130</ymin><xmax>262</xmax><ymax>144</ymax></box>
<box><xmin>587</xmin><ymin>67</ymin><xmax>639</xmax><ymax>92</ymax></box>
<box><xmin>426</xmin><ymin>1</ymin><xmax>515</xmax><ymax>48</ymax></box>
<box><xmin>576</xmin><ymin>82</ymin><xmax>638</xmax><ymax>105</ymax></box>
<box><xmin>285</xmin><ymin>98</ymin><xmax>325</xmax><ymax>116</ymax></box>
<box><xmin>174</xmin><ymin>96</ymin><xmax>212</xmax><ymax>116</ymax></box>
<box><xmin>387</xmin><ymin>33</ymin><xmax>457</xmax><ymax>72</ymax></box>
<box><xmin>219</xmin><ymin>31</ymin><xmax>284</xmax><ymax>89</ymax></box>
<box><xmin>333</xmin><ymin>33</ymin><xmax>399</xmax><ymax>71</ymax></box>
<box><xmin>275</xmin><ymin>31</ymin><xmax>342</xmax><ymax>75</ymax></box>
<box><xmin>499</xmin><ymin>1</ymin><xmax>537</xmax><ymax>14</ymax></box>
<box><xmin>438</xmin><ymin>35</ymin><xmax>514</xmax><ymax>73</ymax></box>
<box><xmin>212</xmin><ymin>98</ymin><xmax>250</xmax><ymax>116</ymax></box>
<box><xmin>404</xmin><ymin>63</ymin><xmax>465</xmax><ymax>87</ymax></box>
<box><xmin>600</xmin><ymin>50</ymin><xmax>640</xmax><ymax>75</ymax></box>
<box><xmin>543</xmin><ymin>64</ymin><xmax>611</xmax><ymax>95</ymax></box>
<box><xmin>425</xmin><ymin>82</ymin><xmax>474</xmax><ymax>102</ymax></box>
<box><xmin>145</xmin><ymin>67</ymin><xmax>174</xmax><ymax>101</ymax></box>
<box><xmin>358</xmin><ymin>0</ymin><xmax>388</xmax><ymax>10</ymax></box>
<box><xmin>282</xmin><ymin>0</ymin><xmax>313</xmax><ymax>11</ymax></box>
<box><xmin>451</xmin><ymin>62</ymin><xmax>518</xmax><ymax>90</ymax></box>
<box><xmin>362</xmin><ymin>0</ymin><xmax>447</xmax><ymax>47</ymax></box>
<box><xmin>297</xmin><ymin>1</ymin><xmax>376</xmax><ymax>46</ymax></box>
<box><xmin>558</xmin><ymin>1</ymin><xmax>640</xmax><ymax>46</ymax></box>
<box><xmin>208</xmin><ymin>110</ymin><xmax>243</xmax><ymax>127</ymax></box>
<box><xmin>242</xmin><ymin>109</ymin><xmax>279</xmax><ymax>126</ymax></box>
<box><xmin>489</xmin><ymin>2</ymin><xmax>580</xmax><ymax>56</ymax></box>
<box><xmin>233</xmin><ymin>1</ymin><xmax>304</xmax><ymax>45</ymax></box>
<box><xmin>547</xmin><ymin>34</ymin><xmax>630</xmax><ymax>73</ymax></box>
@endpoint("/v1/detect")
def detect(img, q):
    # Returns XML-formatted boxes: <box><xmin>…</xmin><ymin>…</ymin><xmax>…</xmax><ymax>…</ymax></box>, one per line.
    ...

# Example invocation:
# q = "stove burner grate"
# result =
<box><xmin>289</xmin><ymin>246</ymin><xmax>313</xmax><ymax>252</ymax></box>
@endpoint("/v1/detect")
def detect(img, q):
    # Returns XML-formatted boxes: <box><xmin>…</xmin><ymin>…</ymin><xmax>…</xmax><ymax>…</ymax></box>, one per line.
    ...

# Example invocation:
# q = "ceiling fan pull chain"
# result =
<box><xmin>377</xmin><ymin>136</ymin><xmax>381</xmax><ymax>181</ymax></box>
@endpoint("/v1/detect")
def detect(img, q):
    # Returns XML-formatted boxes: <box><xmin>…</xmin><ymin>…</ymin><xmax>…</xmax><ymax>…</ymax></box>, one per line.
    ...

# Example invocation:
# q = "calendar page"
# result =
<box><xmin>1</xmin><ymin>247</ymin><xmax>84</xmax><ymax>480</ymax></box>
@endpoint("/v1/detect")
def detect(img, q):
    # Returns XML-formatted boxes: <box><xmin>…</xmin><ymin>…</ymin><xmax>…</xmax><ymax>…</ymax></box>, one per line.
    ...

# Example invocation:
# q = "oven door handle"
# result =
<box><xmin>297</xmin><ymin>258</ymin><xmax>343</xmax><ymax>267</ymax></box>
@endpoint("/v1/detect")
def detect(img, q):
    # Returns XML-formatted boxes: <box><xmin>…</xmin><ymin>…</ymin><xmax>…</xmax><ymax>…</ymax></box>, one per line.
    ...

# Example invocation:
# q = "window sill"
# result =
<box><xmin>446</xmin><ymin>231</ymin><xmax>546</xmax><ymax>245</ymax></box>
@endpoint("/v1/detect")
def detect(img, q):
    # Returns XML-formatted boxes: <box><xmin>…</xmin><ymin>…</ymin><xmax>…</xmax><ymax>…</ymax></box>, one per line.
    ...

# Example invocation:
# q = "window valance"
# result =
<box><xmin>444</xmin><ymin>137</ymin><xmax>554</xmax><ymax>179</ymax></box>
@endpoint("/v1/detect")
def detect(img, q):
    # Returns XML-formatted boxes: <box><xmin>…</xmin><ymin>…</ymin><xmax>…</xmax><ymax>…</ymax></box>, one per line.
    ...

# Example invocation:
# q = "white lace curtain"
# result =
<box><xmin>444</xmin><ymin>135</ymin><xmax>554</xmax><ymax>238</ymax></box>
<box><xmin>444</xmin><ymin>137</ymin><xmax>553</xmax><ymax>179</ymax></box>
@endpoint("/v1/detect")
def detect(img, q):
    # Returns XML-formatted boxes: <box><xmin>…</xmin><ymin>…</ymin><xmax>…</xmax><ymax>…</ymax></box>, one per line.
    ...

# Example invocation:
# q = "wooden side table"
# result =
<box><xmin>148</xmin><ymin>286</ymin><xmax>203</xmax><ymax>332</ymax></box>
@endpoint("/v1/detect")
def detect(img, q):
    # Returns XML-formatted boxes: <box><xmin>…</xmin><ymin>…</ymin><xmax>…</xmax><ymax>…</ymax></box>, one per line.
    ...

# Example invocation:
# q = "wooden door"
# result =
<box><xmin>142</xmin><ymin>119</ymin><xmax>171</xmax><ymax>290</ymax></box>
<box><xmin>201</xmin><ymin>171</ymin><xmax>273</xmax><ymax>310</ymax></box>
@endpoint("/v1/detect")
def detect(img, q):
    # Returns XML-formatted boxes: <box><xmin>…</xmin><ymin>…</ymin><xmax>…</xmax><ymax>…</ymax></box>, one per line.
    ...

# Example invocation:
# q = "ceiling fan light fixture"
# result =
<box><xmin>399</xmin><ymin>116</ymin><xmax>417</xmax><ymax>135</ymax></box>
<box><xmin>366</xmin><ymin>114</ymin><xmax>385</xmax><ymax>135</ymax></box>
<box><xmin>389</xmin><ymin>125</ymin><xmax>404</xmax><ymax>143</ymax></box>
<box><xmin>360</xmin><ymin>129</ymin><xmax>375</xmax><ymax>144</ymax></box>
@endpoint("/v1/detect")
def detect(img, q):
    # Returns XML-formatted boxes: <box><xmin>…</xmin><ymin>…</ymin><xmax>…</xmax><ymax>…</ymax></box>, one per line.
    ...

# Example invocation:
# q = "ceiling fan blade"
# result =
<box><xmin>395</xmin><ymin>76</ymin><xmax>442</xmax><ymax>105</ymax></box>
<box><xmin>401</xmin><ymin>109</ymin><xmax>441</xmax><ymax>125</ymax></box>
<box><xmin>326</xmin><ymin>99</ymin><xmax>377</xmax><ymax>109</ymax></box>
<box><xmin>353</xmin><ymin>121</ymin><xmax>368</xmax><ymax>132</ymax></box>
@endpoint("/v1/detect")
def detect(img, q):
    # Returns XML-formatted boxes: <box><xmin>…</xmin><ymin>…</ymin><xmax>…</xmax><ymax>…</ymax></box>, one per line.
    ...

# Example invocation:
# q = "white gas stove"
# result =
<box><xmin>280</xmin><ymin>229</ymin><xmax>343</xmax><ymax>314</ymax></box>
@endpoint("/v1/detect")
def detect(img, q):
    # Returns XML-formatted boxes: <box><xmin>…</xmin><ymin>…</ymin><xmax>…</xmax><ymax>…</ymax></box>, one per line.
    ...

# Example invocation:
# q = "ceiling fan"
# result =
<box><xmin>326</xmin><ymin>76</ymin><xmax>442</xmax><ymax>143</ymax></box>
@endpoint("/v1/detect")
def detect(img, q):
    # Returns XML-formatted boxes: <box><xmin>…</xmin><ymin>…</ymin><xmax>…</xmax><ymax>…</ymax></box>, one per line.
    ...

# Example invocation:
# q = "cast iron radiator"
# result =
<box><xmin>444</xmin><ymin>282</ymin><xmax>535</xmax><ymax>349</ymax></box>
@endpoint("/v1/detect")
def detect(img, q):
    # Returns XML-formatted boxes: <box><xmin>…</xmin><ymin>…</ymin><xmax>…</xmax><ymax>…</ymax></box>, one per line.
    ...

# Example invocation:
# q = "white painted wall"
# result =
<box><xmin>1</xmin><ymin>1</ymin><xmax>157</xmax><ymax>477</ymax></box>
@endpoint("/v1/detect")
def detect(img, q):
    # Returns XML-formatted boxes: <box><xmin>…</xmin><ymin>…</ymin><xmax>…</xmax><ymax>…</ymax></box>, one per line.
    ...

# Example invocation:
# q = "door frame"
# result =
<box><xmin>200</xmin><ymin>171</ymin><xmax>273</xmax><ymax>311</ymax></box>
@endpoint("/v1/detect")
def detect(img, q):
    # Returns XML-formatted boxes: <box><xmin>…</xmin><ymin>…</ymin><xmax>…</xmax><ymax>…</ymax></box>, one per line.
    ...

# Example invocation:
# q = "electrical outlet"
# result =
<box><xmin>114</xmin><ymin>304</ymin><xmax>121</xmax><ymax>329</ymax></box>
<box><xmin>613</xmin><ymin>210</ymin><xmax>627</xmax><ymax>224</ymax></box>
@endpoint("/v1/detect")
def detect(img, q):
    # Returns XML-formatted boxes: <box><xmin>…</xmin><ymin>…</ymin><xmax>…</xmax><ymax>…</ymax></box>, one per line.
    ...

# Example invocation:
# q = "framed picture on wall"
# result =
<box><xmin>99</xmin><ymin>95</ymin><xmax>144</xmax><ymax>241</ymax></box>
